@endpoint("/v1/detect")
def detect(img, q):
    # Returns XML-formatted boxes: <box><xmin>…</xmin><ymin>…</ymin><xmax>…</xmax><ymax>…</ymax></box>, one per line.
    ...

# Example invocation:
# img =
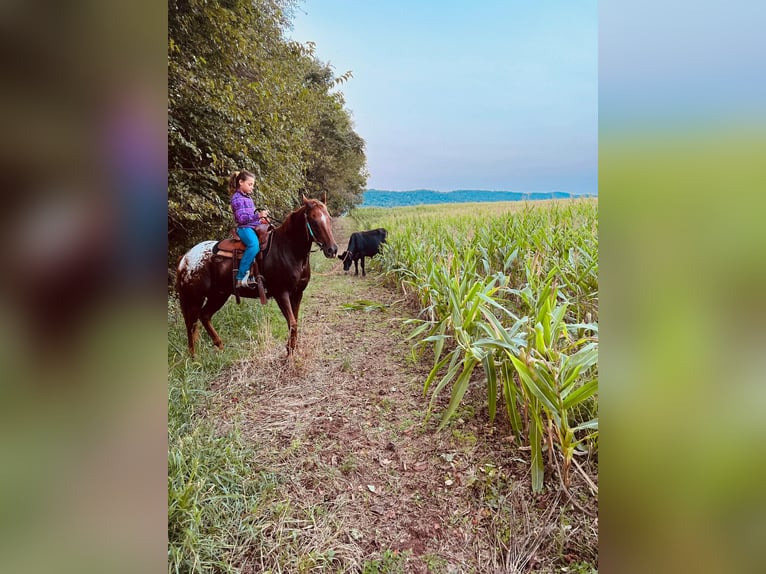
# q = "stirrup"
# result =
<box><xmin>236</xmin><ymin>272</ymin><xmax>256</xmax><ymax>289</ymax></box>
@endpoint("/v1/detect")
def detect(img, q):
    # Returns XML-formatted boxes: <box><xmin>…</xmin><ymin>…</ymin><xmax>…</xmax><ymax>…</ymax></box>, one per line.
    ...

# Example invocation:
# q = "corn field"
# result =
<box><xmin>353</xmin><ymin>199</ymin><xmax>598</xmax><ymax>492</ymax></box>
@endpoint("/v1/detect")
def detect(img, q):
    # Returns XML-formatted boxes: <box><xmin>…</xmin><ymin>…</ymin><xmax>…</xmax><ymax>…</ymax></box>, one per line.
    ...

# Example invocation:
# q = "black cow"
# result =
<box><xmin>338</xmin><ymin>228</ymin><xmax>388</xmax><ymax>276</ymax></box>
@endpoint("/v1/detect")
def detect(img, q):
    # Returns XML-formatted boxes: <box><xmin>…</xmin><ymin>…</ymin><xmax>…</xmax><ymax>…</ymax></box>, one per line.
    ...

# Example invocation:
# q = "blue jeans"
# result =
<box><xmin>236</xmin><ymin>227</ymin><xmax>260</xmax><ymax>281</ymax></box>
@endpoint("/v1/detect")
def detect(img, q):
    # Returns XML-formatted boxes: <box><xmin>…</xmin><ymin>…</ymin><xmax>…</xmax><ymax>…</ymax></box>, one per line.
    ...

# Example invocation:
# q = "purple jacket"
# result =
<box><xmin>230</xmin><ymin>190</ymin><xmax>259</xmax><ymax>228</ymax></box>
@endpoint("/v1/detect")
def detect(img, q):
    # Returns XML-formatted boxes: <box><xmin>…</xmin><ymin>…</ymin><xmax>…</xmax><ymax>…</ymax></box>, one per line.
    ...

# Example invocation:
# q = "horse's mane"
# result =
<box><xmin>269</xmin><ymin>200</ymin><xmax>320</xmax><ymax>253</ymax></box>
<box><xmin>281</xmin><ymin>202</ymin><xmax>306</xmax><ymax>224</ymax></box>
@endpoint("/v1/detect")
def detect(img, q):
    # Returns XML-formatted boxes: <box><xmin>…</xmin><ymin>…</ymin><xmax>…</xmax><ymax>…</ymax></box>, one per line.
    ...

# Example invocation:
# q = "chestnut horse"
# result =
<box><xmin>176</xmin><ymin>195</ymin><xmax>338</xmax><ymax>356</ymax></box>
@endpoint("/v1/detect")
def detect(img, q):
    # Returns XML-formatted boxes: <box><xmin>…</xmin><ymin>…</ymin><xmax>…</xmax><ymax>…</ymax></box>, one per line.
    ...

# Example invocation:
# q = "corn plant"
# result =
<box><xmin>408</xmin><ymin>268</ymin><xmax>528</xmax><ymax>429</ymax></box>
<box><xmin>360</xmin><ymin>199</ymin><xmax>598</xmax><ymax>492</ymax></box>
<box><xmin>508</xmin><ymin>277</ymin><xmax>598</xmax><ymax>491</ymax></box>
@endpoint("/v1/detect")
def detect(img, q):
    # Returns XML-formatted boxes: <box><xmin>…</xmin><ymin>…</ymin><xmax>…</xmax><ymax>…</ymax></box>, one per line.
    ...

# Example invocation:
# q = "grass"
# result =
<box><xmin>361</xmin><ymin>550</ymin><xmax>410</xmax><ymax>574</ymax></box>
<box><xmin>168</xmin><ymin>204</ymin><xmax>598</xmax><ymax>573</ymax></box>
<box><xmin>168</xmin><ymin>294</ymin><xmax>273</xmax><ymax>573</ymax></box>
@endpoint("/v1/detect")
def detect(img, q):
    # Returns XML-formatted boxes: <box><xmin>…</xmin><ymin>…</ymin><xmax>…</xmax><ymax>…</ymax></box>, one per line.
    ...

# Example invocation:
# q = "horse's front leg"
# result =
<box><xmin>290</xmin><ymin>287</ymin><xmax>305</xmax><ymax>328</ymax></box>
<box><xmin>274</xmin><ymin>293</ymin><xmax>298</xmax><ymax>355</ymax></box>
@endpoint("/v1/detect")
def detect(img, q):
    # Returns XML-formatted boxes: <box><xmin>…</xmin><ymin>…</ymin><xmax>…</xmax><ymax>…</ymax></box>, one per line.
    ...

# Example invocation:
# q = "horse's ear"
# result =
<box><xmin>321</xmin><ymin>191</ymin><xmax>327</xmax><ymax>204</ymax></box>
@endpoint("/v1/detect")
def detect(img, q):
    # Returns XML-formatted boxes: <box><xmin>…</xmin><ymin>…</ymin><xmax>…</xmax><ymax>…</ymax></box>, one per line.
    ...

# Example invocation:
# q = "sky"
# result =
<box><xmin>288</xmin><ymin>0</ymin><xmax>597</xmax><ymax>193</ymax></box>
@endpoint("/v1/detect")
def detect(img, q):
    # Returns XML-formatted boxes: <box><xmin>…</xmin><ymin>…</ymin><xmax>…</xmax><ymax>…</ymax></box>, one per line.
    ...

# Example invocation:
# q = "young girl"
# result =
<box><xmin>229</xmin><ymin>170</ymin><xmax>262</xmax><ymax>289</ymax></box>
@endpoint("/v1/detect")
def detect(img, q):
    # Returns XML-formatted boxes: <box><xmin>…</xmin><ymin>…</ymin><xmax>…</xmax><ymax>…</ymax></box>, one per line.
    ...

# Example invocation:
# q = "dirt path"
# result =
<box><xmin>205</xmin><ymin>218</ymin><xmax>597</xmax><ymax>573</ymax></box>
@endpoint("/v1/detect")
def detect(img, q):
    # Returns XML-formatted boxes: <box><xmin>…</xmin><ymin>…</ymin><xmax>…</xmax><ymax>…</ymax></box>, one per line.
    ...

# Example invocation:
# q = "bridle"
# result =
<box><xmin>305</xmin><ymin>208</ymin><xmax>329</xmax><ymax>252</ymax></box>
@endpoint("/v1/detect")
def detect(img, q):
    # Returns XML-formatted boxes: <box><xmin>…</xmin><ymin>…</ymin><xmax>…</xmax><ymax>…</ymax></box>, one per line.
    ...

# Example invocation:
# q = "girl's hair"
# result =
<box><xmin>228</xmin><ymin>169</ymin><xmax>256</xmax><ymax>195</ymax></box>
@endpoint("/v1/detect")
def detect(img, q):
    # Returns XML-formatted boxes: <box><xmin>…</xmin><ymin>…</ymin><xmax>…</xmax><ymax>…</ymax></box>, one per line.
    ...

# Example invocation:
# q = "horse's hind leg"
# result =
<box><xmin>178</xmin><ymin>295</ymin><xmax>201</xmax><ymax>357</ymax></box>
<box><xmin>199</xmin><ymin>292</ymin><xmax>229</xmax><ymax>350</ymax></box>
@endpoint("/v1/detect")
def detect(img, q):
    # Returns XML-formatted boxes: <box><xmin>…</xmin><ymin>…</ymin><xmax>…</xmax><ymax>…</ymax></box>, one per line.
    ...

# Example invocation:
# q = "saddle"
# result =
<box><xmin>212</xmin><ymin>226</ymin><xmax>272</xmax><ymax>259</ymax></box>
<box><xmin>213</xmin><ymin>226</ymin><xmax>272</xmax><ymax>305</ymax></box>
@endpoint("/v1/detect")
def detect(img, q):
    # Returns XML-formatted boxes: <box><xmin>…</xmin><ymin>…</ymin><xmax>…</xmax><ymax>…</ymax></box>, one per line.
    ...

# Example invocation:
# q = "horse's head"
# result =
<box><xmin>302</xmin><ymin>195</ymin><xmax>338</xmax><ymax>258</ymax></box>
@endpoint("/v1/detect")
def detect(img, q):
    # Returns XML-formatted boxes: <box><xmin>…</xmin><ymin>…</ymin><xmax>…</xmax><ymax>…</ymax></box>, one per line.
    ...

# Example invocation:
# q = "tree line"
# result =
<box><xmin>169</xmin><ymin>0</ymin><xmax>368</xmax><ymax>267</ymax></box>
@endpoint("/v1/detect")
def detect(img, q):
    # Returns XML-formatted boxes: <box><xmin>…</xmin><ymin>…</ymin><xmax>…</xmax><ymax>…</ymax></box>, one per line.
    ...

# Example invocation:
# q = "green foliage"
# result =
<box><xmin>509</xmin><ymin>273</ymin><xmax>598</xmax><ymax>491</ymax></box>
<box><xmin>168</xmin><ymin>0</ymin><xmax>367</xmax><ymax>267</ymax></box>
<box><xmin>362</xmin><ymin>550</ymin><xmax>410</xmax><ymax>574</ymax></box>
<box><xmin>302</xmin><ymin>62</ymin><xmax>369</xmax><ymax>216</ymax></box>
<box><xmin>168</xmin><ymin>297</ymin><xmax>276</xmax><ymax>573</ymax></box>
<box><xmin>360</xmin><ymin>199</ymin><xmax>598</xmax><ymax>492</ymax></box>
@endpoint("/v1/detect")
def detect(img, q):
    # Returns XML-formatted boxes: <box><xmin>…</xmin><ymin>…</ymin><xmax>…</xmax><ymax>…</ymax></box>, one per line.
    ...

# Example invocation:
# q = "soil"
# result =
<box><xmin>204</xmin><ymin>217</ymin><xmax>598</xmax><ymax>573</ymax></box>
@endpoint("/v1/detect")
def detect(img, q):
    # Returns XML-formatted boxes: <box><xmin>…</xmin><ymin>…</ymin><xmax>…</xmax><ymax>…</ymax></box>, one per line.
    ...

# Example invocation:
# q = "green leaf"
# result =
<box><xmin>483</xmin><ymin>353</ymin><xmax>498</xmax><ymax>423</ymax></box>
<box><xmin>534</xmin><ymin>322</ymin><xmax>546</xmax><ymax>353</ymax></box>
<box><xmin>510</xmin><ymin>355</ymin><xmax>559</xmax><ymax>416</ymax></box>
<box><xmin>500</xmin><ymin>359</ymin><xmax>522</xmax><ymax>437</ymax></box>
<box><xmin>560</xmin><ymin>344</ymin><xmax>598</xmax><ymax>391</ymax></box>
<box><xmin>550</xmin><ymin>303</ymin><xmax>568</xmax><ymax>339</ymax></box>
<box><xmin>572</xmin><ymin>418</ymin><xmax>599</xmax><ymax>432</ymax></box>
<box><xmin>563</xmin><ymin>378</ymin><xmax>598</xmax><ymax>410</ymax></box>
<box><xmin>438</xmin><ymin>357</ymin><xmax>479</xmax><ymax>430</ymax></box>
<box><xmin>433</xmin><ymin>322</ymin><xmax>447</xmax><ymax>366</ymax></box>
<box><xmin>406</xmin><ymin>320</ymin><xmax>435</xmax><ymax>341</ymax></box>
<box><xmin>529</xmin><ymin>405</ymin><xmax>545</xmax><ymax>493</ymax></box>
<box><xmin>422</xmin><ymin>353</ymin><xmax>451</xmax><ymax>397</ymax></box>
<box><xmin>426</xmin><ymin>351</ymin><xmax>463</xmax><ymax>418</ymax></box>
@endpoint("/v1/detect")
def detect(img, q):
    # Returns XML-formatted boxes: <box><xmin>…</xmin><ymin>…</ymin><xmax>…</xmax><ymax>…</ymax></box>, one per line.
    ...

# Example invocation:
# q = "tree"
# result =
<box><xmin>168</xmin><ymin>0</ymin><xmax>367</xmax><ymax>268</ymax></box>
<box><xmin>301</xmin><ymin>61</ymin><xmax>368</xmax><ymax>215</ymax></box>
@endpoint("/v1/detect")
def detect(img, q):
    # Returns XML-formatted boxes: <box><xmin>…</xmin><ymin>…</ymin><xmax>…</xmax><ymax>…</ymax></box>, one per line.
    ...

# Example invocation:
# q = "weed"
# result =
<box><xmin>341</xmin><ymin>299</ymin><xmax>388</xmax><ymax>312</ymax></box>
<box><xmin>451</xmin><ymin>428</ymin><xmax>478</xmax><ymax>448</ymax></box>
<box><xmin>339</xmin><ymin>454</ymin><xmax>357</xmax><ymax>475</ymax></box>
<box><xmin>378</xmin><ymin>397</ymin><xmax>395</xmax><ymax>413</ymax></box>
<box><xmin>567</xmin><ymin>561</ymin><xmax>598</xmax><ymax>573</ymax></box>
<box><xmin>397</xmin><ymin>418</ymin><xmax>416</xmax><ymax>432</ymax></box>
<box><xmin>362</xmin><ymin>549</ymin><xmax>409</xmax><ymax>574</ymax></box>
<box><xmin>423</xmin><ymin>553</ymin><xmax>449</xmax><ymax>573</ymax></box>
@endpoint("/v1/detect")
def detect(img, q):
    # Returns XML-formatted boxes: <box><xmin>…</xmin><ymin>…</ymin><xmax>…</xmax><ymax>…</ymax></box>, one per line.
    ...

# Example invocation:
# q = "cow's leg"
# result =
<box><xmin>199</xmin><ymin>292</ymin><xmax>229</xmax><ymax>350</ymax></box>
<box><xmin>354</xmin><ymin>259</ymin><xmax>359</xmax><ymax>276</ymax></box>
<box><xmin>360</xmin><ymin>256</ymin><xmax>366</xmax><ymax>277</ymax></box>
<box><xmin>275</xmin><ymin>292</ymin><xmax>298</xmax><ymax>355</ymax></box>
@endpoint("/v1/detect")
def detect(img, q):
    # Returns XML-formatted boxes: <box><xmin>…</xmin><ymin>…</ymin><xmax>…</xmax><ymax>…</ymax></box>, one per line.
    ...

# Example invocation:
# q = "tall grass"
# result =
<box><xmin>353</xmin><ymin>199</ymin><xmax>598</xmax><ymax>492</ymax></box>
<box><xmin>167</xmin><ymin>297</ymin><xmax>277</xmax><ymax>573</ymax></box>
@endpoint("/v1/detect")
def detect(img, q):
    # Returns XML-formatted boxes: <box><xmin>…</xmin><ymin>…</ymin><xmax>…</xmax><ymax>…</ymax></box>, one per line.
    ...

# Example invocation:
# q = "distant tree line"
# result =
<box><xmin>361</xmin><ymin>189</ymin><xmax>580</xmax><ymax>208</ymax></box>
<box><xmin>169</xmin><ymin>0</ymin><xmax>368</xmax><ymax>267</ymax></box>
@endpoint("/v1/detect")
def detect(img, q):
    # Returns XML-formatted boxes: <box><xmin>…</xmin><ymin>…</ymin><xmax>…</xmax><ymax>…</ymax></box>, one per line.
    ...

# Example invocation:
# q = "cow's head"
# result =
<box><xmin>338</xmin><ymin>250</ymin><xmax>353</xmax><ymax>271</ymax></box>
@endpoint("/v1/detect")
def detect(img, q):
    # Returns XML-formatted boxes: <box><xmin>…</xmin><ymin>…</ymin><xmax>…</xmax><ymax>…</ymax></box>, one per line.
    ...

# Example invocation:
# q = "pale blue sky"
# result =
<box><xmin>289</xmin><ymin>0</ymin><xmax>597</xmax><ymax>193</ymax></box>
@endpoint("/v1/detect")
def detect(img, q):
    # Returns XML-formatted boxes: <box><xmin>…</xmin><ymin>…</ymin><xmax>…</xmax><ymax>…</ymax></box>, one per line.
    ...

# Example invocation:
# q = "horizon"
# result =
<box><xmin>365</xmin><ymin>187</ymin><xmax>597</xmax><ymax>195</ymax></box>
